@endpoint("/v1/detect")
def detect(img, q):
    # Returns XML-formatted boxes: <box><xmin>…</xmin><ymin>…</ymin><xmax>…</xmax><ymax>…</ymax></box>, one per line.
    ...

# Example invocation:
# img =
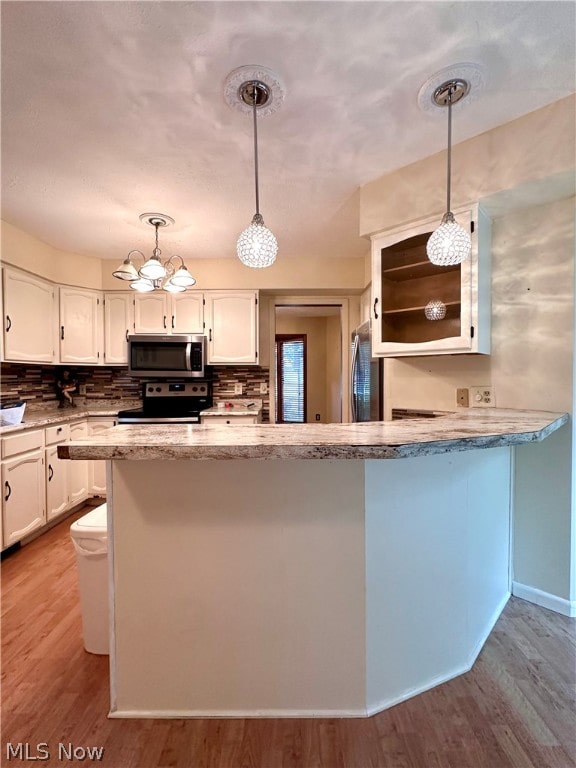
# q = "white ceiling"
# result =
<box><xmin>2</xmin><ymin>1</ymin><xmax>575</xmax><ymax>264</ymax></box>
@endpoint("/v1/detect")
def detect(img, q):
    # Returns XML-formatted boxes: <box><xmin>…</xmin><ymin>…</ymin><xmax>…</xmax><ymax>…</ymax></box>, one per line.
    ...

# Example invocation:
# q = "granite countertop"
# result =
<box><xmin>201</xmin><ymin>398</ymin><xmax>263</xmax><ymax>417</ymax></box>
<box><xmin>0</xmin><ymin>400</ymin><xmax>140</xmax><ymax>435</ymax></box>
<box><xmin>58</xmin><ymin>408</ymin><xmax>569</xmax><ymax>461</ymax></box>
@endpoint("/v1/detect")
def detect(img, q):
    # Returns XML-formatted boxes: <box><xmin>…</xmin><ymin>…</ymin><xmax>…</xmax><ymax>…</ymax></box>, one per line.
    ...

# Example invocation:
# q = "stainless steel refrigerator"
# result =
<box><xmin>350</xmin><ymin>320</ymin><xmax>383</xmax><ymax>422</ymax></box>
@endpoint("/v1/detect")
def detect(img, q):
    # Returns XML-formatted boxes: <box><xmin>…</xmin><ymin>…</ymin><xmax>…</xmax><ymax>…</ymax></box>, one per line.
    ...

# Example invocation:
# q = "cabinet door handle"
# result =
<box><xmin>209</xmin><ymin>329</ymin><xmax>212</xmax><ymax>342</ymax></box>
<box><xmin>163</xmin><ymin>315</ymin><xmax>167</xmax><ymax>329</ymax></box>
<box><xmin>126</xmin><ymin>329</ymin><xmax>129</xmax><ymax>342</ymax></box>
<box><xmin>5</xmin><ymin>315</ymin><xmax>11</xmax><ymax>333</ymax></box>
<box><xmin>61</xmin><ymin>325</ymin><xmax>65</xmax><ymax>340</ymax></box>
<box><xmin>373</xmin><ymin>298</ymin><xmax>379</xmax><ymax>320</ymax></box>
<box><xmin>171</xmin><ymin>315</ymin><xmax>175</xmax><ymax>329</ymax></box>
<box><xmin>4</xmin><ymin>481</ymin><xmax>11</xmax><ymax>502</ymax></box>
<box><xmin>48</xmin><ymin>465</ymin><xmax>54</xmax><ymax>482</ymax></box>
<box><xmin>57</xmin><ymin>427</ymin><xmax>63</xmax><ymax>433</ymax></box>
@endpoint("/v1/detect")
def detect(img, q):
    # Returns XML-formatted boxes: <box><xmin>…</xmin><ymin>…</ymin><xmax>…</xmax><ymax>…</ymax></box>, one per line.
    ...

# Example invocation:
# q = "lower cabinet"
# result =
<box><xmin>201</xmin><ymin>414</ymin><xmax>260</xmax><ymax>426</ymax></box>
<box><xmin>88</xmin><ymin>418</ymin><xmax>116</xmax><ymax>494</ymax></box>
<box><xmin>45</xmin><ymin>423</ymin><xmax>70</xmax><ymax>521</ymax></box>
<box><xmin>68</xmin><ymin>420</ymin><xmax>90</xmax><ymax>506</ymax></box>
<box><xmin>1</xmin><ymin>430</ymin><xmax>46</xmax><ymax>548</ymax></box>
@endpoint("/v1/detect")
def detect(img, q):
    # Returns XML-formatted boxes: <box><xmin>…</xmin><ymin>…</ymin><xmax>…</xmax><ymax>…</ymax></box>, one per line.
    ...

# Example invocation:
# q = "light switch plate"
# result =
<box><xmin>234</xmin><ymin>383</ymin><xmax>243</xmax><ymax>395</ymax></box>
<box><xmin>260</xmin><ymin>382</ymin><xmax>268</xmax><ymax>394</ymax></box>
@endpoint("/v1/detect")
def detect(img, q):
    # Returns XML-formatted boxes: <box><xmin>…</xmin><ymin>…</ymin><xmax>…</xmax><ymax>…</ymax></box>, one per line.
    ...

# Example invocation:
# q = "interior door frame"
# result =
<box><xmin>270</xmin><ymin>296</ymin><xmax>351</xmax><ymax>424</ymax></box>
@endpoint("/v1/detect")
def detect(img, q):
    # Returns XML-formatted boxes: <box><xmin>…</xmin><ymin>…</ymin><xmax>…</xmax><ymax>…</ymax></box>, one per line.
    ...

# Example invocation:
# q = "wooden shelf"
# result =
<box><xmin>382</xmin><ymin>260</ymin><xmax>460</xmax><ymax>282</ymax></box>
<box><xmin>383</xmin><ymin>300</ymin><xmax>460</xmax><ymax>317</ymax></box>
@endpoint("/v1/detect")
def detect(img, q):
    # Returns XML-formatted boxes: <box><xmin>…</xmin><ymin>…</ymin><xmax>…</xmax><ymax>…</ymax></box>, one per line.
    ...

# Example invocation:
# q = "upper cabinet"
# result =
<box><xmin>104</xmin><ymin>293</ymin><xmax>134</xmax><ymax>365</ymax></box>
<box><xmin>2</xmin><ymin>268</ymin><xmax>56</xmax><ymax>363</ymax></box>
<box><xmin>370</xmin><ymin>205</ymin><xmax>491</xmax><ymax>357</ymax></box>
<box><xmin>205</xmin><ymin>291</ymin><xmax>258</xmax><ymax>364</ymax></box>
<box><xmin>59</xmin><ymin>287</ymin><xmax>103</xmax><ymax>364</ymax></box>
<box><xmin>134</xmin><ymin>292</ymin><xmax>204</xmax><ymax>335</ymax></box>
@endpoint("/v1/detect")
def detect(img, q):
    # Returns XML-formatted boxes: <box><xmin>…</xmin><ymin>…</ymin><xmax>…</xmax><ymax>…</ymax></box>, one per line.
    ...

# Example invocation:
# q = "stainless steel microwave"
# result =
<box><xmin>128</xmin><ymin>335</ymin><xmax>207</xmax><ymax>378</ymax></box>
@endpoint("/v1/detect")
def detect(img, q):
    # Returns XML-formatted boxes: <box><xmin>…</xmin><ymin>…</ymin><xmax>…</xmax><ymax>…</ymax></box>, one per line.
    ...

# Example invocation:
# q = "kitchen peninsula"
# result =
<box><xmin>60</xmin><ymin>408</ymin><xmax>567</xmax><ymax>718</ymax></box>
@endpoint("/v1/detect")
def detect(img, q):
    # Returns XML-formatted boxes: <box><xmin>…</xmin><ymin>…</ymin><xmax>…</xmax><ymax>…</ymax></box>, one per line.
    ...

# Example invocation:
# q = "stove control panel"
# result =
<box><xmin>143</xmin><ymin>382</ymin><xmax>210</xmax><ymax>398</ymax></box>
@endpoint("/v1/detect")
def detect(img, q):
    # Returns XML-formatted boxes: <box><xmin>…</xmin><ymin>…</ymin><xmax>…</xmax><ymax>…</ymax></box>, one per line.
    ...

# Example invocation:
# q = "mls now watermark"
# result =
<box><xmin>6</xmin><ymin>742</ymin><xmax>105</xmax><ymax>761</ymax></box>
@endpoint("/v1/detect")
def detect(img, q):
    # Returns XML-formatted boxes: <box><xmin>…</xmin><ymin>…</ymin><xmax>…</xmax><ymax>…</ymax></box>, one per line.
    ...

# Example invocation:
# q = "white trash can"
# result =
<box><xmin>70</xmin><ymin>504</ymin><xmax>109</xmax><ymax>655</ymax></box>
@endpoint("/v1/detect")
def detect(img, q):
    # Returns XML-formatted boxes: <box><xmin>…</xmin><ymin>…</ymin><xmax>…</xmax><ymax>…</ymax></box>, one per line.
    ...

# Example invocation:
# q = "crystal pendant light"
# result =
<box><xmin>424</xmin><ymin>300</ymin><xmax>447</xmax><ymax>320</ymax></box>
<box><xmin>427</xmin><ymin>79</ymin><xmax>472</xmax><ymax>266</ymax></box>
<box><xmin>236</xmin><ymin>80</ymin><xmax>278</xmax><ymax>268</ymax></box>
<box><xmin>112</xmin><ymin>214</ymin><xmax>197</xmax><ymax>292</ymax></box>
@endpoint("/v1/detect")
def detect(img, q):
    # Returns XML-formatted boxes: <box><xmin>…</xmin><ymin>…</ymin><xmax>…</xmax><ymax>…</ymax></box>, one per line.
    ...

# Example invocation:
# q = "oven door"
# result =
<box><xmin>128</xmin><ymin>335</ymin><xmax>206</xmax><ymax>378</ymax></box>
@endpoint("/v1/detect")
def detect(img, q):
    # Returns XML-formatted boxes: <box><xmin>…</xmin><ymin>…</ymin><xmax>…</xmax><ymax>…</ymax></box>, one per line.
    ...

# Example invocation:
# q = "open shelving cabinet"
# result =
<box><xmin>370</xmin><ymin>205</ymin><xmax>491</xmax><ymax>357</ymax></box>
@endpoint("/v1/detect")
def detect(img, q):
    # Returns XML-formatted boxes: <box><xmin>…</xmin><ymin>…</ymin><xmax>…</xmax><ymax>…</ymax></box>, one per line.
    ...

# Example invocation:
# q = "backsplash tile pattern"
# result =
<box><xmin>212</xmin><ymin>366</ymin><xmax>270</xmax><ymax>422</ymax></box>
<box><xmin>1</xmin><ymin>363</ymin><xmax>271</xmax><ymax>421</ymax></box>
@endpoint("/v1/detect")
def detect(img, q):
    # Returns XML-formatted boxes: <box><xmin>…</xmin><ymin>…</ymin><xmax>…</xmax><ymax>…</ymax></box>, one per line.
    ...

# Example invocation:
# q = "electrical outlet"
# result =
<box><xmin>469</xmin><ymin>386</ymin><xmax>495</xmax><ymax>407</ymax></box>
<box><xmin>315</xmin><ymin>413</ymin><xmax>321</xmax><ymax>421</ymax></box>
<box><xmin>456</xmin><ymin>388</ymin><xmax>469</xmax><ymax>407</ymax></box>
<box><xmin>260</xmin><ymin>382</ymin><xmax>268</xmax><ymax>394</ymax></box>
<box><xmin>234</xmin><ymin>383</ymin><xmax>243</xmax><ymax>395</ymax></box>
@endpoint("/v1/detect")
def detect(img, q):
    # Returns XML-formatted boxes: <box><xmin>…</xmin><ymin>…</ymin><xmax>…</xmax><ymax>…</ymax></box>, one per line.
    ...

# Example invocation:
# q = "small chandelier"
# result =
<box><xmin>426</xmin><ymin>79</ymin><xmax>472</xmax><ymax>266</ymax></box>
<box><xmin>112</xmin><ymin>213</ymin><xmax>196</xmax><ymax>292</ymax></box>
<box><xmin>236</xmin><ymin>79</ymin><xmax>278</xmax><ymax>268</ymax></box>
<box><xmin>424</xmin><ymin>300</ymin><xmax>447</xmax><ymax>321</ymax></box>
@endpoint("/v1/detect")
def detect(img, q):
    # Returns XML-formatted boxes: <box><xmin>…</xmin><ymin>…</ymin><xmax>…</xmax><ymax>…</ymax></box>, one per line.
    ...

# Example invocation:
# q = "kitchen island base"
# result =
<box><xmin>108</xmin><ymin>448</ymin><xmax>511</xmax><ymax>718</ymax></box>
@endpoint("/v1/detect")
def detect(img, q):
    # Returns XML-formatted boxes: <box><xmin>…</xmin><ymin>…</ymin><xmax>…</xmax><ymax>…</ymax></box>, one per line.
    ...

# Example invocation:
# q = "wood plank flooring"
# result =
<box><xmin>2</xmin><ymin>508</ymin><xmax>575</xmax><ymax>768</ymax></box>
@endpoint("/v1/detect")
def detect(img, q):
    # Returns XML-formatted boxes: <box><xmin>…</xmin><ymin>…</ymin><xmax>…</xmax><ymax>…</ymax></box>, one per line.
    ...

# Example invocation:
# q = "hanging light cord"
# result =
<box><xmin>252</xmin><ymin>83</ymin><xmax>260</xmax><ymax>217</ymax></box>
<box><xmin>445</xmin><ymin>85</ymin><xmax>454</xmax><ymax>215</ymax></box>
<box><xmin>153</xmin><ymin>221</ymin><xmax>161</xmax><ymax>257</ymax></box>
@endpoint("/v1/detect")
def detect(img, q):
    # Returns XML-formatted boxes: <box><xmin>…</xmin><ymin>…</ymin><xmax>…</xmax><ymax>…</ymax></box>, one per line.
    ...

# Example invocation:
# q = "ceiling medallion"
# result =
<box><xmin>417</xmin><ymin>63</ymin><xmax>485</xmax><ymax>114</ymax></box>
<box><xmin>224</xmin><ymin>65</ymin><xmax>285</xmax><ymax>118</ymax></box>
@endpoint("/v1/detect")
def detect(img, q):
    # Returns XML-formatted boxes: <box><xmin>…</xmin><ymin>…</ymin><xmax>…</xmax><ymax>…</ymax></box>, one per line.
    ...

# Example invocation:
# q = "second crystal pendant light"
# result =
<box><xmin>236</xmin><ymin>79</ymin><xmax>278</xmax><ymax>268</ymax></box>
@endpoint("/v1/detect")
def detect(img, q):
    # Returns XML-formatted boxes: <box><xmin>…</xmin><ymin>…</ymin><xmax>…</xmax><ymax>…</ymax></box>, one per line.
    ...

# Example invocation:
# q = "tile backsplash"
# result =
<box><xmin>0</xmin><ymin>363</ymin><xmax>271</xmax><ymax>420</ymax></box>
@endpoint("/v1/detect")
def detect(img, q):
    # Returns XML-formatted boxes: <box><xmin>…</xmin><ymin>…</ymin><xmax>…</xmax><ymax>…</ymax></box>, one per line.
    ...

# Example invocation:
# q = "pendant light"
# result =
<box><xmin>112</xmin><ymin>213</ymin><xmax>196</xmax><ymax>292</ymax></box>
<box><xmin>426</xmin><ymin>79</ymin><xmax>472</xmax><ymax>266</ymax></box>
<box><xmin>236</xmin><ymin>78</ymin><xmax>278</xmax><ymax>268</ymax></box>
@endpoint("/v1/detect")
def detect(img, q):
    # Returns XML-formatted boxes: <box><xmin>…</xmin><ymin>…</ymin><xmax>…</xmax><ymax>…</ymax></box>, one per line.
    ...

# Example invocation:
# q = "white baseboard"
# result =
<box><xmin>108</xmin><ymin>707</ymin><xmax>370</xmax><ymax>719</ymax></box>
<box><xmin>512</xmin><ymin>581</ymin><xmax>576</xmax><ymax>617</ymax></box>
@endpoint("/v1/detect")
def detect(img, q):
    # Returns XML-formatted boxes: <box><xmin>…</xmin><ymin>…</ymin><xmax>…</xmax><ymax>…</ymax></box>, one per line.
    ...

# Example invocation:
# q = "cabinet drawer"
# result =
<box><xmin>1</xmin><ymin>429</ymin><xmax>44</xmax><ymax>459</ymax></box>
<box><xmin>202</xmin><ymin>415</ymin><xmax>259</xmax><ymax>425</ymax></box>
<box><xmin>45</xmin><ymin>423</ymin><xmax>70</xmax><ymax>445</ymax></box>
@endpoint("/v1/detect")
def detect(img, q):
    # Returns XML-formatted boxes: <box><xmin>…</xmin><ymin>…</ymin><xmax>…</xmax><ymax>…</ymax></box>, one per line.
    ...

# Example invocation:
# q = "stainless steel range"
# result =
<box><xmin>117</xmin><ymin>381</ymin><xmax>213</xmax><ymax>424</ymax></box>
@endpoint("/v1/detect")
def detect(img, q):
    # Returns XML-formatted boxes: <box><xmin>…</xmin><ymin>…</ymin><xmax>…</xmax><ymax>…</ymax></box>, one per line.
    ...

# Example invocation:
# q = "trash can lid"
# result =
<box><xmin>70</xmin><ymin>504</ymin><xmax>108</xmax><ymax>536</ymax></box>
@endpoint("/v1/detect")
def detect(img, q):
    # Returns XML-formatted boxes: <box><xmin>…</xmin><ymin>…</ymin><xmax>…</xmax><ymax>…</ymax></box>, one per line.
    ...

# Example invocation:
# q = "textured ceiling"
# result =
<box><xmin>1</xmin><ymin>1</ymin><xmax>575</xmax><ymax>263</ymax></box>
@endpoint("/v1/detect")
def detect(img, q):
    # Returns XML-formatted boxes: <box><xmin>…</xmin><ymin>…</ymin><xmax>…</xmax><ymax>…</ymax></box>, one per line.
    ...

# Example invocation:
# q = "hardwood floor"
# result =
<box><xmin>2</xmin><ymin>510</ymin><xmax>575</xmax><ymax>768</ymax></box>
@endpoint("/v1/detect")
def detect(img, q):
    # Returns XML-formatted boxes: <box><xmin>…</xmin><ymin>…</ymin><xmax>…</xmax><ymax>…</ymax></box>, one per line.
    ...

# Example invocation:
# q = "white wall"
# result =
<box><xmin>360</xmin><ymin>96</ymin><xmax>576</xmax><ymax>610</ymax></box>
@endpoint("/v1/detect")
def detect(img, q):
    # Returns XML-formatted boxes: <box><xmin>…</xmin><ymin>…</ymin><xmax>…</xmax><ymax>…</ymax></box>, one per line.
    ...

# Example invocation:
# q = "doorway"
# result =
<box><xmin>273</xmin><ymin>301</ymin><xmax>347</xmax><ymax>424</ymax></box>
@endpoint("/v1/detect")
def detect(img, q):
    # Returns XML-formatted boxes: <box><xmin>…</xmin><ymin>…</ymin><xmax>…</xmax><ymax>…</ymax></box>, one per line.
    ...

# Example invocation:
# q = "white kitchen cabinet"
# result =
<box><xmin>1</xmin><ymin>430</ymin><xmax>46</xmax><ymax>548</ymax></box>
<box><xmin>45</xmin><ymin>423</ymin><xmax>70</xmax><ymax>521</ymax></box>
<box><xmin>134</xmin><ymin>292</ymin><xmax>204</xmax><ymax>335</ymax></box>
<box><xmin>205</xmin><ymin>291</ymin><xmax>258</xmax><ymax>364</ymax></box>
<box><xmin>2</xmin><ymin>267</ymin><xmax>56</xmax><ymax>363</ymax></box>
<box><xmin>201</xmin><ymin>414</ymin><xmax>260</xmax><ymax>425</ymax></box>
<box><xmin>68</xmin><ymin>420</ymin><xmax>90</xmax><ymax>505</ymax></box>
<box><xmin>104</xmin><ymin>293</ymin><xmax>134</xmax><ymax>364</ymax></box>
<box><xmin>59</xmin><ymin>287</ymin><xmax>103</xmax><ymax>364</ymax></box>
<box><xmin>88</xmin><ymin>418</ymin><xmax>115</xmax><ymax>494</ymax></box>
<box><xmin>370</xmin><ymin>204</ymin><xmax>491</xmax><ymax>356</ymax></box>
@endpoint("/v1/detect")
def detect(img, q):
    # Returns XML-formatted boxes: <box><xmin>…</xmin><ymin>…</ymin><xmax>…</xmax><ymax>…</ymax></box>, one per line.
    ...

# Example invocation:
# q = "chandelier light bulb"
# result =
<box><xmin>424</xmin><ymin>299</ymin><xmax>447</xmax><ymax>321</ymax></box>
<box><xmin>129</xmin><ymin>278</ymin><xmax>155</xmax><ymax>293</ymax></box>
<box><xmin>237</xmin><ymin>213</ymin><xmax>278</xmax><ymax>268</ymax></box>
<box><xmin>139</xmin><ymin>255</ymin><xmax>167</xmax><ymax>281</ymax></box>
<box><xmin>427</xmin><ymin>212</ymin><xmax>471</xmax><ymax>266</ymax></box>
<box><xmin>170</xmin><ymin>265</ymin><xmax>197</xmax><ymax>288</ymax></box>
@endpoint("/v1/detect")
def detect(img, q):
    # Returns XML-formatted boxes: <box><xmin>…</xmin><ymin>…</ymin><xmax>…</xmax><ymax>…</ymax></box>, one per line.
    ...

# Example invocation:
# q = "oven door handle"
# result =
<box><xmin>185</xmin><ymin>342</ymin><xmax>193</xmax><ymax>372</ymax></box>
